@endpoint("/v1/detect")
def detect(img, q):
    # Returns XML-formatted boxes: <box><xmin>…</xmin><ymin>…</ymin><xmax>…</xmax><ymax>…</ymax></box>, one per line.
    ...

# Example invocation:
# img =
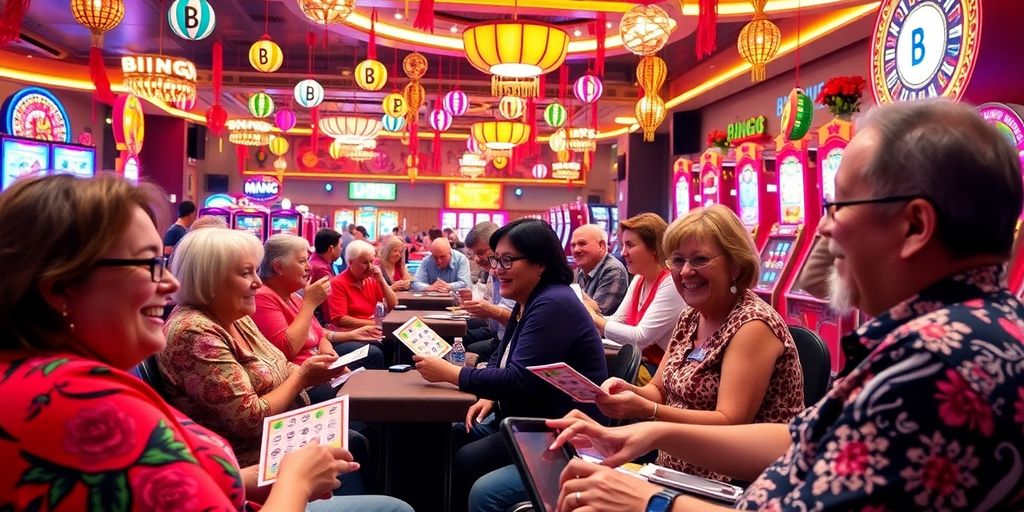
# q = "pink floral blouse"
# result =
<box><xmin>158</xmin><ymin>305</ymin><xmax>307</xmax><ymax>466</ymax></box>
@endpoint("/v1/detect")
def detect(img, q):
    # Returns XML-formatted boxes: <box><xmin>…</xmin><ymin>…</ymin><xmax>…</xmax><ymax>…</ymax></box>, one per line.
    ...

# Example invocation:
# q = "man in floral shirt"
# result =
<box><xmin>546</xmin><ymin>100</ymin><xmax>1024</xmax><ymax>512</ymax></box>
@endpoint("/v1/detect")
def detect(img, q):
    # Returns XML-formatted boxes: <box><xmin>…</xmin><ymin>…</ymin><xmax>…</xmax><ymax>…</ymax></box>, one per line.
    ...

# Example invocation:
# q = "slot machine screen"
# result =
<box><xmin>236</xmin><ymin>215</ymin><xmax>266</xmax><ymax>240</ymax></box>
<box><xmin>778</xmin><ymin>156</ymin><xmax>805</xmax><ymax>225</ymax></box>
<box><xmin>51</xmin><ymin>144</ymin><xmax>95</xmax><ymax>178</ymax></box>
<box><xmin>589</xmin><ymin>206</ymin><xmax>609</xmax><ymax>234</ymax></box>
<box><xmin>755</xmin><ymin>238</ymin><xmax>794</xmax><ymax>291</ymax></box>
<box><xmin>2</xmin><ymin>138</ymin><xmax>49</xmax><ymax>190</ymax></box>
<box><xmin>272</xmin><ymin>216</ymin><xmax>299</xmax><ymax>236</ymax></box>
<box><xmin>737</xmin><ymin>163</ymin><xmax>759</xmax><ymax>227</ymax></box>
<box><xmin>820</xmin><ymin>148</ymin><xmax>843</xmax><ymax>203</ymax></box>
<box><xmin>675</xmin><ymin>178</ymin><xmax>690</xmax><ymax>219</ymax></box>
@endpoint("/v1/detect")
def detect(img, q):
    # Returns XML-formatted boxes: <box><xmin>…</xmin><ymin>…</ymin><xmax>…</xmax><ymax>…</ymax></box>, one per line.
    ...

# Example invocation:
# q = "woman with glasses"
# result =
<box><xmin>585</xmin><ymin>213</ymin><xmax>686</xmax><ymax>384</ymax></box>
<box><xmin>412</xmin><ymin>218</ymin><xmax>607</xmax><ymax>512</ymax></box>
<box><xmin>595</xmin><ymin>205</ymin><xmax>804</xmax><ymax>481</ymax></box>
<box><xmin>0</xmin><ymin>175</ymin><xmax>411</xmax><ymax>512</ymax></box>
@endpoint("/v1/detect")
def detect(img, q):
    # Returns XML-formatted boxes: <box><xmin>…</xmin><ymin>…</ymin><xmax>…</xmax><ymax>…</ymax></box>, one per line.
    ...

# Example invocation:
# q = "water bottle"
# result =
<box><xmin>374</xmin><ymin>301</ymin><xmax>386</xmax><ymax>339</ymax></box>
<box><xmin>449</xmin><ymin>337</ymin><xmax>466</xmax><ymax>367</ymax></box>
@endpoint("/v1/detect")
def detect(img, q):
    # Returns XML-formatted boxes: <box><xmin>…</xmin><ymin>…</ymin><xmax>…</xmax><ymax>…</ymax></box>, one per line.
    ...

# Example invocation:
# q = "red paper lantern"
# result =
<box><xmin>206</xmin><ymin>104</ymin><xmax>227</xmax><ymax>135</ymax></box>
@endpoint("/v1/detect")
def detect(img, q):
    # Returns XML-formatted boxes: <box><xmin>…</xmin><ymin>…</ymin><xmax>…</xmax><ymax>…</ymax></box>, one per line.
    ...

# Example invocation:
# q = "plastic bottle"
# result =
<box><xmin>449</xmin><ymin>337</ymin><xmax>466</xmax><ymax>367</ymax></box>
<box><xmin>374</xmin><ymin>301</ymin><xmax>386</xmax><ymax>330</ymax></box>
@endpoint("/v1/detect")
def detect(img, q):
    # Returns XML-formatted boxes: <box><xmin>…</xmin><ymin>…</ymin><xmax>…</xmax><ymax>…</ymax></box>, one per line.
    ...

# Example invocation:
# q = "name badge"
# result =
<box><xmin>686</xmin><ymin>346</ymin><xmax>707</xmax><ymax>362</ymax></box>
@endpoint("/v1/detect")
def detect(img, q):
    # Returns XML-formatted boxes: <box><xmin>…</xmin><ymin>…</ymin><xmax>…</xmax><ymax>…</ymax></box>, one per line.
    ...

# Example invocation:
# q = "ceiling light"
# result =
<box><xmin>394</xmin><ymin>11</ymin><xmax>403</xmax><ymax>20</ymax></box>
<box><xmin>450</xmin><ymin>25</ymin><xmax>458</xmax><ymax>33</ymax></box>
<box><xmin>573</xmin><ymin>28</ymin><xmax>582</xmax><ymax>37</ymax></box>
<box><xmin>614</xmin><ymin>116</ymin><xmax>637</xmax><ymax>125</ymax></box>
<box><xmin>462</xmin><ymin>21</ymin><xmax>569</xmax><ymax>79</ymax></box>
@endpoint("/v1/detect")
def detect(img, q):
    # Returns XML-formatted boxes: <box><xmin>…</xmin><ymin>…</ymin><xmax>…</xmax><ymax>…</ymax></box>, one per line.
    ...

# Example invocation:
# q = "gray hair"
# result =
<box><xmin>345</xmin><ymin>239</ymin><xmax>376</xmax><ymax>263</ymax></box>
<box><xmin>171</xmin><ymin>228</ymin><xmax>264</xmax><ymax>307</ymax></box>
<box><xmin>857</xmin><ymin>99</ymin><xmax>1023</xmax><ymax>258</ymax></box>
<box><xmin>465</xmin><ymin>221</ymin><xmax>499</xmax><ymax>248</ymax></box>
<box><xmin>259</xmin><ymin>234</ymin><xmax>311</xmax><ymax>281</ymax></box>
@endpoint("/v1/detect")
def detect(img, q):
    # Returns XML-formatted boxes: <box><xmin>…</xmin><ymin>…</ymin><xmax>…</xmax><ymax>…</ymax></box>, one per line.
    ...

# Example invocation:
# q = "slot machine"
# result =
<box><xmin>698</xmin><ymin>148</ymin><xmax>735</xmax><ymax>210</ymax></box>
<box><xmin>753</xmin><ymin>135</ymin><xmax>818</xmax><ymax>316</ymax></box>
<box><xmin>270</xmin><ymin>209</ymin><xmax>302</xmax><ymax>237</ymax></box>
<box><xmin>333</xmin><ymin>209</ymin><xmax>355</xmax><ymax>232</ymax></box>
<box><xmin>783</xmin><ymin>118</ymin><xmax>858</xmax><ymax>374</ymax></box>
<box><xmin>672</xmin><ymin>157</ymin><xmax>697</xmax><ymax>221</ymax></box>
<box><xmin>734</xmin><ymin>142</ymin><xmax>777</xmax><ymax>250</ymax></box>
<box><xmin>563</xmin><ymin>202</ymin><xmax>586</xmax><ymax>258</ymax></box>
<box><xmin>377</xmin><ymin>210</ymin><xmax>400</xmax><ymax>240</ymax></box>
<box><xmin>355</xmin><ymin>207</ymin><xmax>379</xmax><ymax>239</ymax></box>
<box><xmin>586</xmin><ymin>204</ymin><xmax>611</xmax><ymax>237</ymax></box>
<box><xmin>198</xmin><ymin>206</ymin><xmax>233</xmax><ymax>227</ymax></box>
<box><xmin>608</xmin><ymin>205</ymin><xmax>621</xmax><ymax>256</ymax></box>
<box><xmin>233</xmin><ymin>206</ymin><xmax>270</xmax><ymax>242</ymax></box>
<box><xmin>977</xmin><ymin>103</ymin><xmax>1024</xmax><ymax>296</ymax></box>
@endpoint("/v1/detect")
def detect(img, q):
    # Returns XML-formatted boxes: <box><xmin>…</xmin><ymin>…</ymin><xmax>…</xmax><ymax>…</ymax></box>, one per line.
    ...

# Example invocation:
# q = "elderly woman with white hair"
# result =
<box><xmin>327</xmin><ymin>239</ymin><xmax>398</xmax><ymax>330</ymax></box>
<box><xmin>158</xmin><ymin>229</ymin><xmax>348</xmax><ymax>467</ymax></box>
<box><xmin>252</xmin><ymin>234</ymin><xmax>385</xmax><ymax>379</ymax></box>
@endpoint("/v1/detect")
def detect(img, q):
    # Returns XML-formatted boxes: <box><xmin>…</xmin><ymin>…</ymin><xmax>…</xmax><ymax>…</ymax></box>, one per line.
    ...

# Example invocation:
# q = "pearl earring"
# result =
<box><xmin>729</xmin><ymin>284</ymin><xmax>737</xmax><ymax>294</ymax></box>
<box><xmin>62</xmin><ymin>304</ymin><xmax>75</xmax><ymax>332</ymax></box>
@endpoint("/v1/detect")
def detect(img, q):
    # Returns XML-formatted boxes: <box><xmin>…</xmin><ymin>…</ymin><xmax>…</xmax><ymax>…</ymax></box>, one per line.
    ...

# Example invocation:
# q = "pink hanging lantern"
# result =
<box><xmin>429</xmin><ymin>108</ymin><xmax>452</xmax><ymax>132</ymax></box>
<box><xmin>443</xmin><ymin>89</ymin><xmax>469</xmax><ymax>116</ymax></box>
<box><xmin>531</xmin><ymin>162</ymin><xmax>548</xmax><ymax>179</ymax></box>
<box><xmin>573</xmin><ymin>74</ymin><xmax>603</xmax><ymax>104</ymax></box>
<box><xmin>275</xmin><ymin>109</ymin><xmax>297</xmax><ymax>132</ymax></box>
<box><xmin>466</xmin><ymin>136</ymin><xmax>483</xmax><ymax>154</ymax></box>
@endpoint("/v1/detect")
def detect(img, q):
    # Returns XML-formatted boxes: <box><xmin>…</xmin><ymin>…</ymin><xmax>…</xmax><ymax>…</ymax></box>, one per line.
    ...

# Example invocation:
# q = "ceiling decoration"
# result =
<box><xmin>737</xmin><ymin>0</ymin><xmax>781</xmax><ymax>82</ymax></box>
<box><xmin>462</xmin><ymin>20</ymin><xmax>569</xmax><ymax>97</ymax></box>
<box><xmin>298</xmin><ymin>0</ymin><xmax>355</xmax><ymax>25</ymax></box>
<box><xmin>471</xmin><ymin>120</ymin><xmax>530</xmax><ymax>150</ymax></box>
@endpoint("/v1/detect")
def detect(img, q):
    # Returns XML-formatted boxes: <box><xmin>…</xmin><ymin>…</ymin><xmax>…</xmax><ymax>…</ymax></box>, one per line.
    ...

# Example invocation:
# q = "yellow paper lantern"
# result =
<box><xmin>71</xmin><ymin>0</ymin><xmax>125</xmax><ymax>41</ymax></box>
<box><xmin>737</xmin><ymin>0</ymin><xmax>781</xmax><ymax>82</ymax></box>
<box><xmin>548</xmin><ymin>128</ymin><xmax>567</xmax><ymax>152</ymax></box>
<box><xmin>355</xmin><ymin>59</ymin><xmax>388</xmax><ymax>91</ymax></box>
<box><xmin>299</xmin><ymin>0</ymin><xmax>355</xmax><ymax>24</ymax></box>
<box><xmin>462</xmin><ymin>21</ymin><xmax>569</xmax><ymax>78</ymax></box>
<box><xmin>636</xmin><ymin>56</ymin><xmax>667</xmax><ymax>95</ymax></box>
<box><xmin>619</xmin><ymin>5</ymin><xmax>675</xmax><ymax>57</ymax></box>
<box><xmin>403</xmin><ymin>81</ymin><xmax>426</xmax><ymax>125</ymax></box>
<box><xmin>635</xmin><ymin>94</ymin><xmax>666</xmax><ymax>142</ymax></box>
<box><xmin>471</xmin><ymin>121</ymin><xmax>531</xmax><ymax>151</ymax></box>
<box><xmin>269</xmin><ymin>136</ymin><xmax>289</xmax><ymax>156</ymax></box>
<box><xmin>249</xmin><ymin>38</ymin><xmax>284</xmax><ymax>73</ymax></box>
<box><xmin>498</xmin><ymin>96</ymin><xmax>526</xmax><ymax>120</ymax></box>
<box><xmin>329</xmin><ymin>140</ymin><xmax>345</xmax><ymax>159</ymax></box>
<box><xmin>403</xmin><ymin>52</ymin><xmax>428</xmax><ymax>80</ymax></box>
<box><xmin>383</xmin><ymin>92</ymin><xmax>408</xmax><ymax>118</ymax></box>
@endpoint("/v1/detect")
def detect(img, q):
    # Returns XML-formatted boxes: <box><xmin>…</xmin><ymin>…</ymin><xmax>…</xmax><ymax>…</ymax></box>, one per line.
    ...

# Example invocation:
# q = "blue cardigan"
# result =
<box><xmin>458</xmin><ymin>281</ymin><xmax>608</xmax><ymax>421</ymax></box>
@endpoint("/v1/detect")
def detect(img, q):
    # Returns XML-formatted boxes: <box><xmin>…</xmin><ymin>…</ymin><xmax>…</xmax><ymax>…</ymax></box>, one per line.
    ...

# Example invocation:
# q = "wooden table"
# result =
<box><xmin>395</xmin><ymin>291</ymin><xmax>454</xmax><ymax>310</ymax></box>
<box><xmin>342</xmin><ymin>370</ymin><xmax>476</xmax><ymax>512</ymax></box>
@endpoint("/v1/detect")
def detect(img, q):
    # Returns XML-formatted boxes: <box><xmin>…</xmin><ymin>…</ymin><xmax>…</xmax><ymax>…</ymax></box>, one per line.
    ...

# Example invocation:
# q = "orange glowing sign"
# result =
<box><xmin>113</xmin><ymin>94</ymin><xmax>145</xmax><ymax>154</ymax></box>
<box><xmin>445</xmin><ymin>183</ymin><xmax>503</xmax><ymax>210</ymax></box>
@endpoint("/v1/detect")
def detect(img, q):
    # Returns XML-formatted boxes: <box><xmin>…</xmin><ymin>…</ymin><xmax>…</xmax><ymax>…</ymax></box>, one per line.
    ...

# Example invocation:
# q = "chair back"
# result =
<box><xmin>609</xmin><ymin>343</ymin><xmax>641</xmax><ymax>385</ymax></box>
<box><xmin>788</xmin><ymin>325</ymin><xmax>831</xmax><ymax>407</ymax></box>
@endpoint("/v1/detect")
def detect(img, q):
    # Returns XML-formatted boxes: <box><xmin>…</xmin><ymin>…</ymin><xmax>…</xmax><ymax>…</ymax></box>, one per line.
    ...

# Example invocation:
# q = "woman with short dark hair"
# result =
<box><xmin>413</xmin><ymin>218</ymin><xmax>608</xmax><ymax>511</ymax></box>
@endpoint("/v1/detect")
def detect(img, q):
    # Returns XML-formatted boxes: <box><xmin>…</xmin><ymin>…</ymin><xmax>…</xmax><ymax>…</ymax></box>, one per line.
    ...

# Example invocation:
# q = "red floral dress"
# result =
<box><xmin>0</xmin><ymin>352</ymin><xmax>246</xmax><ymax>511</ymax></box>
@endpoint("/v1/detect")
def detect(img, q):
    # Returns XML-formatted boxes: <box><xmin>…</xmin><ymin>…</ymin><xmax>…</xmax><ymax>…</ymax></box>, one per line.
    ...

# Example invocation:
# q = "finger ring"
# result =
<box><xmin>574</xmin><ymin>491</ymin><xmax>582</xmax><ymax>507</ymax></box>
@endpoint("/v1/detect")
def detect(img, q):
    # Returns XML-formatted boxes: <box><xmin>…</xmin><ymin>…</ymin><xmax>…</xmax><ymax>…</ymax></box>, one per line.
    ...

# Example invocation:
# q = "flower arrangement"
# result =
<box><xmin>706</xmin><ymin>129</ymin><xmax>729</xmax><ymax>151</ymax></box>
<box><xmin>817</xmin><ymin>75</ymin><xmax>866</xmax><ymax>118</ymax></box>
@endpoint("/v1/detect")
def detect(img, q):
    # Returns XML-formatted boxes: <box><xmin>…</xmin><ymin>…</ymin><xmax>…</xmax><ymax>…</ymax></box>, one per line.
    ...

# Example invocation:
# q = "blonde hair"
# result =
<box><xmin>663</xmin><ymin>205</ymin><xmax>759</xmax><ymax>292</ymax></box>
<box><xmin>0</xmin><ymin>174</ymin><xmax>168</xmax><ymax>349</ymax></box>
<box><xmin>619</xmin><ymin>212</ymin><xmax>669</xmax><ymax>263</ymax></box>
<box><xmin>380</xmin><ymin>235</ymin><xmax>408</xmax><ymax>272</ymax></box>
<box><xmin>172</xmin><ymin>228</ymin><xmax>264</xmax><ymax>306</ymax></box>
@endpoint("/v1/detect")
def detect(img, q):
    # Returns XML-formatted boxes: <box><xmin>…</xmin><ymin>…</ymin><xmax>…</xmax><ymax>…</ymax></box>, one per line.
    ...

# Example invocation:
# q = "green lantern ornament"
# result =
<box><xmin>544</xmin><ymin>102</ymin><xmax>567</xmax><ymax>128</ymax></box>
<box><xmin>248</xmin><ymin>92</ymin><xmax>275</xmax><ymax>119</ymax></box>
<box><xmin>780</xmin><ymin>88</ymin><xmax>813</xmax><ymax>141</ymax></box>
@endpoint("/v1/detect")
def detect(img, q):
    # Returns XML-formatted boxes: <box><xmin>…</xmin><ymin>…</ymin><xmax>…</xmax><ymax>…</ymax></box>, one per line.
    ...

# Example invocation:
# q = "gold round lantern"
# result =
<box><xmin>636</xmin><ymin>56</ymin><xmax>667</xmax><ymax>95</ymax></box>
<box><xmin>355</xmin><ymin>59</ymin><xmax>388</xmax><ymax>91</ymax></box>
<box><xmin>403</xmin><ymin>52</ymin><xmax>429</xmax><ymax>80</ymax></box>
<box><xmin>269</xmin><ymin>136</ymin><xmax>289</xmax><ymax>156</ymax></box>
<box><xmin>635</xmin><ymin>94</ymin><xmax>666</xmax><ymax>142</ymax></box>
<box><xmin>249</xmin><ymin>38</ymin><xmax>284</xmax><ymax>73</ymax></box>
<box><xmin>471</xmin><ymin>121</ymin><xmax>531</xmax><ymax>151</ymax></box>
<box><xmin>737</xmin><ymin>0</ymin><xmax>781</xmax><ymax>83</ymax></box>
<box><xmin>383</xmin><ymin>92</ymin><xmax>408</xmax><ymax>118</ymax></box>
<box><xmin>299</xmin><ymin>0</ymin><xmax>356</xmax><ymax>24</ymax></box>
<box><xmin>498</xmin><ymin>96</ymin><xmax>526</xmax><ymax>120</ymax></box>
<box><xmin>619</xmin><ymin>4</ymin><xmax>675</xmax><ymax>57</ymax></box>
<box><xmin>71</xmin><ymin>0</ymin><xmax>125</xmax><ymax>43</ymax></box>
<box><xmin>548</xmin><ymin>128</ymin><xmax>567</xmax><ymax>153</ymax></box>
<box><xmin>403</xmin><ymin>82</ymin><xmax>426</xmax><ymax>124</ymax></box>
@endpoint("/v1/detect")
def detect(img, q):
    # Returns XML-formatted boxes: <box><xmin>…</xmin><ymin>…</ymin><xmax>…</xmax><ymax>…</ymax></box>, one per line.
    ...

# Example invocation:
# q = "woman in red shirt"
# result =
<box><xmin>0</xmin><ymin>175</ymin><xmax>411</xmax><ymax>512</ymax></box>
<box><xmin>328</xmin><ymin>240</ymin><xmax>398</xmax><ymax>330</ymax></box>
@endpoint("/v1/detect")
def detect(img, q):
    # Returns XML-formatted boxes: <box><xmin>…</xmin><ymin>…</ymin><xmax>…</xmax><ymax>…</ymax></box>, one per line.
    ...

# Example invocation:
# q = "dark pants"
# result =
<box><xmin>463</xmin><ymin>319</ymin><xmax>498</xmax><ymax>363</ymax></box>
<box><xmin>450</xmin><ymin>416</ymin><xmax>511</xmax><ymax>512</ymax></box>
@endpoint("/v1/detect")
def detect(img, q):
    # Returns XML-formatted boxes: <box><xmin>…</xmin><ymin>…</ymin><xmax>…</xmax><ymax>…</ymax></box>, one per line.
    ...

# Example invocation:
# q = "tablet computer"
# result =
<box><xmin>500</xmin><ymin>417</ymin><xmax>577</xmax><ymax>512</ymax></box>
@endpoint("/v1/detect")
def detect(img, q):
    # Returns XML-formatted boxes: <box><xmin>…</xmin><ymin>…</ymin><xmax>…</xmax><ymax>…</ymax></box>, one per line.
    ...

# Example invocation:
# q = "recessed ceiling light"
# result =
<box><xmin>450</xmin><ymin>25</ymin><xmax>458</xmax><ymax>33</ymax></box>
<box><xmin>394</xmin><ymin>11</ymin><xmax>403</xmax><ymax>20</ymax></box>
<box><xmin>573</xmin><ymin>28</ymin><xmax>582</xmax><ymax>37</ymax></box>
<box><xmin>605</xmin><ymin>21</ymin><xmax>612</xmax><ymax>29</ymax></box>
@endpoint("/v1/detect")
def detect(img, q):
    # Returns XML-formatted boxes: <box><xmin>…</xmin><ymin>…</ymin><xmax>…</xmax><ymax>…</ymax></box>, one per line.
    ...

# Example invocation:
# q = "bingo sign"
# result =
<box><xmin>870</xmin><ymin>0</ymin><xmax>980</xmax><ymax>104</ymax></box>
<box><xmin>979</xmin><ymin>103</ymin><xmax>1024</xmax><ymax>167</ymax></box>
<box><xmin>243</xmin><ymin>176</ymin><xmax>282</xmax><ymax>203</ymax></box>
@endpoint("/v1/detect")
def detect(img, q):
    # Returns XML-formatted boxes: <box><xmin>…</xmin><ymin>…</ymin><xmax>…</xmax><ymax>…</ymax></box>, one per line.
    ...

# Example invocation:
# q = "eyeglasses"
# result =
<box><xmin>665</xmin><ymin>254</ymin><xmax>721</xmax><ymax>271</ymax></box>
<box><xmin>95</xmin><ymin>257</ymin><xmax>167</xmax><ymax>283</ymax></box>
<box><xmin>822</xmin><ymin>195</ymin><xmax>925</xmax><ymax>219</ymax></box>
<box><xmin>487</xmin><ymin>254</ymin><xmax>529</xmax><ymax>270</ymax></box>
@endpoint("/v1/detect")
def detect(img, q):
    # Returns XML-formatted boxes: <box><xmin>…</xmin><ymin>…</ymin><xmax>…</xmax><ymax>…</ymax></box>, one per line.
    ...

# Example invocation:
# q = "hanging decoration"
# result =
<box><xmin>544</xmin><ymin>102</ymin><xmax>566</xmax><ymax>128</ymax></box>
<box><xmin>551</xmin><ymin>150</ymin><xmax>580</xmax><ymax>180</ymax></box>
<box><xmin>227</xmin><ymin>118</ymin><xmax>273</xmax><ymax>146</ymax></box>
<box><xmin>402</xmin><ymin>52</ymin><xmax>428</xmax><ymax>127</ymax></box>
<box><xmin>298</xmin><ymin>0</ymin><xmax>355</xmax><ymax>24</ymax></box>
<box><xmin>319</xmin><ymin>116</ymin><xmax>382</xmax><ymax>144</ymax></box>
<box><xmin>498</xmin><ymin>96</ymin><xmax>525</xmax><ymax>120</ymax></box>
<box><xmin>383</xmin><ymin>92</ymin><xmax>408</xmax><ymax>118</ymax></box>
<box><xmin>737</xmin><ymin>0</ymin><xmax>781</xmax><ymax>82</ymax></box>
<box><xmin>168</xmin><ymin>0</ymin><xmax>215</xmax><ymax>41</ymax></box>
<box><xmin>382</xmin><ymin>114</ymin><xmax>405</xmax><ymax>132</ymax></box>
<box><xmin>443</xmin><ymin>90</ymin><xmax>469</xmax><ymax>117</ymax></box>
<box><xmin>635</xmin><ymin>55</ymin><xmax>667</xmax><ymax>141</ymax></box>
<box><xmin>205</xmin><ymin>104</ymin><xmax>227</xmax><ymax>135</ymax></box>
<box><xmin>531</xmin><ymin>163</ymin><xmax>549</xmax><ymax>179</ymax></box>
<box><xmin>466</xmin><ymin>136</ymin><xmax>483</xmax><ymax>154</ymax></box>
<box><xmin>548</xmin><ymin>127</ymin><xmax>567</xmax><ymax>152</ymax></box>
<box><xmin>406</xmin><ymin>153</ymin><xmax>420</xmax><ymax>184</ymax></box>
<box><xmin>71</xmin><ymin>0</ymin><xmax>124</xmax><ymax>104</ymax></box>
<box><xmin>403</xmin><ymin>52</ymin><xmax>429</xmax><ymax>79</ymax></box>
<box><xmin>294</xmin><ymin>79</ymin><xmax>325</xmax><ymax>108</ymax></box>
<box><xmin>328</xmin><ymin>140</ymin><xmax>345</xmax><ymax>159</ymax></box>
<box><xmin>463</xmin><ymin>21</ymin><xmax>569</xmax><ymax>98</ymax></box>
<box><xmin>573</xmin><ymin>74</ymin><xmax>603</xmax><ymax>104</ymax></box>
<box><xmin>206</xmin><ymin>40</ymin><xmax>225</xmax><ymax>140</ymax></box>
<box><xmin>275</xmin><ymin>109</ymin><xmax>297</xmax><ymax>132</ymax></box>
<box><xmin>249</xmin><ymin>38</ymin><xmax>284</xmax><ymax>72</ymax></box>
<box><xmin>273</xmin><ymin>157</ymin><xmax>288</xmax><ymax>172</ymax></box>
<box><xmin>429</xmin><ymin>108</ymin><xmax>452</xmax><ymax>132</ymax></box>
<box><xmin>459</xmin><ymin>152</ymin><xmax>486</xmax><ymax>178</ymax></box>
<box><xmin>780</xmin><ymin>88</ymin><xmax>814</xmax><ymax>140</ymax></box>
<box><xmin>636</xmin><ymin>55</ymin><xmax>666</xmax><ymax>96</ymax></box>
<box><xmin>471</xmin><ymin>121</ymin><xmax>530</xmax><ymax>151</ymax></box>
<box><xmin>268</xmin><ymin>136</ymin><xmax>289</xmax><ymax>156</ymax></box>
<box><xmin>619</xmin><ymin>4</ymin><xmax>674</xmax><ymax>56</ymax></box>
<box><xmin>567</xmin><ymin>127</ymin><xmax>597</xmax><ymax>152</ymax></box>
<box><xmin>121</xmin><ymin>55</ymin><xmax>198</xmax><ymax>105</ymax></box>
<box><xmin>355</xmin><ymin>59</ymin><xmax>388</xmax><ymax>91</ymax></box>
<box><xmin>491</xmin><ymin>155</ymin><xmax>509</xmax><ymax>170</ymax></box>
<box><xmin>248</xmin><ymin>92</ymin><xmax>275</xmax><ymax>119</ymax></box>
<box><xmin>0</xmin><ymin>0</ymin><xmax>30</xmax><ymax>46</ymax></box>
<box><xmin>695</xmin><ymin>0</ymin><xmax>719</xmax><ymax>59</ymax></box>
<box><xmin>413</xmin><ymin>0</ymin><xmax>435</xmax><ymax>32</ymax></box>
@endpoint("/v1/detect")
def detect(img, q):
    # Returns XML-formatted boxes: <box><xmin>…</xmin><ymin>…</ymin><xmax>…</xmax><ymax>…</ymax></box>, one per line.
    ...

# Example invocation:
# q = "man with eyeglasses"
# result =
<box><xmin>571</xmin><ymin>224</ymin><xmax>629</xmax><ymax>315</ymax></box>
<box><xmin>545</xmin><ymin>100</ymin><xmax>1024</xmax><ymax>511</ymax></box>
<box><xmin>458</xmin><ymin>222</ymin><xmax>515</xmax><ymax>363</ymax></box>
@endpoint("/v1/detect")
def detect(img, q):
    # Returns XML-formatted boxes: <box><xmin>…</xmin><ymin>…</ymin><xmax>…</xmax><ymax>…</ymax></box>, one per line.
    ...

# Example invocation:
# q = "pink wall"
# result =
<box><xmin>139</xmin><ymin>115</ymin><xmax>186</xmax><ymax>199</ymax></box>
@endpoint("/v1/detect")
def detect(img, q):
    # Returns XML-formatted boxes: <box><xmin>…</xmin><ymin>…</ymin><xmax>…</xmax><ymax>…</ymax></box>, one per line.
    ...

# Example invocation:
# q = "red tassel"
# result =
<box><xmin>212</xmin><ymin>41</ymin><xmax>223</xmax><ymax>101</ymax></box>
<box><xmin>311</xmin><ymin>107</ymin><xmax>320</xmax><ymax>154</ymax></box>
<box><xmin>558</xmin><ymin>65</ymin><xmax>568</xmax><ymax>102</ymax></box>
<box><xmin>591</xmin><ymin>102</ymin><xmax>598</xmax><ymax>130</ymax></box>
<box><xmin>0</xmin><ymin>0</ymin><xmax>29</xmax><ymax>45</ymax></box>
<box><xmin>538</xmin><ymin>74</ymin><xmax>546</xmax><ymax>101</ymax></box>
<box><xmin>527</xmin><ymin>98</ymin><xmax>537</xmax><ymax>156</ymax></box>
<box><xmin>88</xmin><ymin>47</ymin><xmax>114</xmax><ymax>105</ymax></box>
<box><xmin>595</xmin><ymin>14</ymin><xmax>606</xmax><ymax>77</ymax></box>
<box><xmin>409</xmin><ymin>121</ymin><xmax>419</xmax><ymax>160</ymax></box>
<box><xmin>236</xmin><ymin>145</ymin><xmax>248</xmax><ymax>176</ymax></box>
<box><xmin>432</xmin><ymin>130</ymin><xmax>441</xmax><ymax>171</ymax></box>
<box><xmin>368</xmin><ymin>8</ymin><xmax>378</xmax><ymax>60</ymax></box>
<box><xmin>696</xmin><ymin>0</ymin><xmax>718</xmax><ymax>59</ymax></box>
<box><xmin>413</xmin><ymin>0</ymin><xmax>435</xmax><ymax>33</ymax></box>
